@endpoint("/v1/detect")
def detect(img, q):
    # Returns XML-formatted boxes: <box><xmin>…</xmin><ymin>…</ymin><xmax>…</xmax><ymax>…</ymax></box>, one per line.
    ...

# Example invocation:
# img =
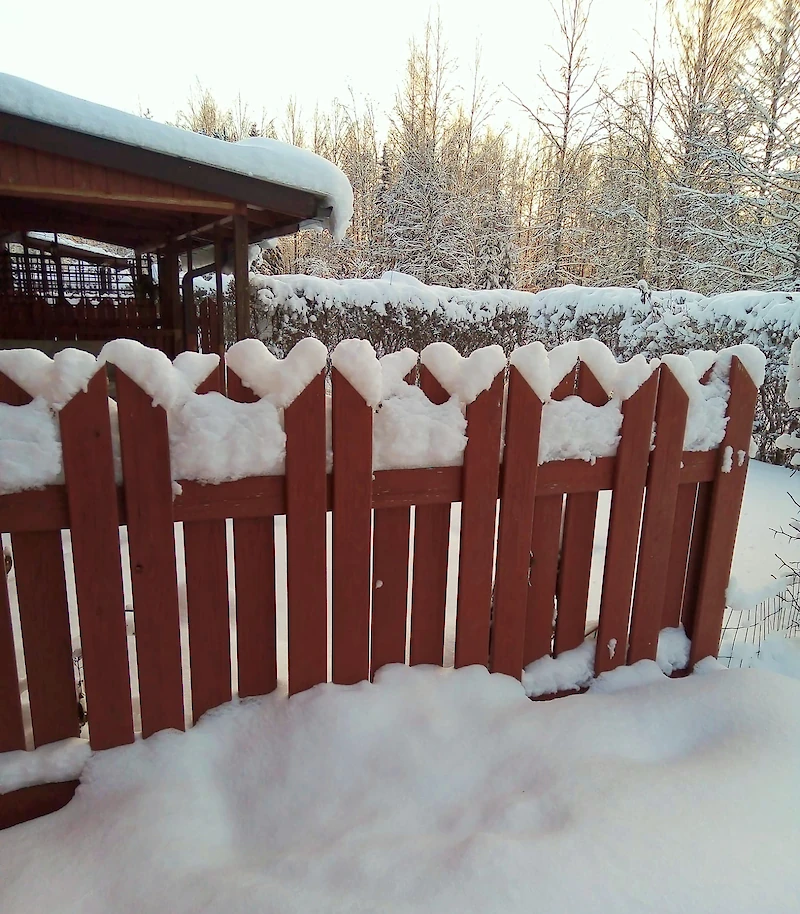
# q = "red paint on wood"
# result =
<box><xmin>11</xmin><ymin>532</ymin><xmax>77</xmax><ymax>746</ymax></box>
<box><xmin>226</xmin><ymin>368</ymin><xmax>277</xmax><ymax>698</ymax></box>
<box><xmin>682</xmin><ymin>482</ymin><xmax>712</xmax><ymax>638</ymax></box>
<box><xmin>233</xmin><ymin>517</ymin><xmax>277</xmax><ymax>697</ymax></box>
<box><xmin>331</xmin><ymin>369</ymin><xmax>373</xmax><ymax>685</ymax></box>
<box><xmin>0</xmin><ymin>779</ymin><xmax>79</xmax><ymax>831</ymax></box>
<box><xmin>455</xmin><ymin>372</ymin><xmax>504</xmax><ymax>669</ymax></box>
<box><xmin>115</xmin><ymin>369</ymin><xmax>184</xmax><ymax>737</ymax></box>
<box><xmin>554</xmin><ymin>364</ymin><xmax>608</xmax><ymax>656</ymax></box>
<box><xmin>491</xmin><ymin>366</ymin><xmax>542</xmax><ymax>678</ymax></box>
<box><xmin>525</xmin><ymin>496</ymin><xmax>563</xmax><ymax>664</ymax></box>
<box><xmin>0</xmin><ymin>544</ymin><xmax>24</xmax><ymax>753</ymax></box>
<box><xmin>59</xmin><ymin>370</ymin><xmax>134</xmax><ymax>750</ymax></box>
<box><xmin>662</xmin><ymin>483</ymin><xmax>697</xmax><ymax>630</ymax></box>
<box><xmin>183</xmin><ymin>519</ymin><xmax>231</xmax><ymax>720</ymax></box>
<box><xmin>690</xmin><ymin>359</ymin><xmax>758</xmax><ymax>665</ymax></box>
<box><xmin>284</xmin><ymin>371</ymin><xmax>328</xmax><ymax>695</ymax></box>
<box><xmin>371</xmin><ymin>508</ymin><xmax>411</xmax><ymax>675</ymax></box>
<box><xmin>594</xmin><ymin>371</ymin><xmax>658</xmax><ymax>674</ymax></box>
<box><xmin>409</xmin><ymin>366</ymin><xmax>452</xmax><ymax>666</ymax></box>
<box><xmin>628</xmin><ymin>366</ymin><xmax>690</xmax><ymax>663</ymax></box>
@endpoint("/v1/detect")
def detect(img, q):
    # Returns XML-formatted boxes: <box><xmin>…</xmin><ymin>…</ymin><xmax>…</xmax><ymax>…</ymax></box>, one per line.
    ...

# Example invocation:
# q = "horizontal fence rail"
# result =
<box><xmin>0</xmin><ymin>338</ymin><xmax>758</xmax><ymax>825</ymax></box>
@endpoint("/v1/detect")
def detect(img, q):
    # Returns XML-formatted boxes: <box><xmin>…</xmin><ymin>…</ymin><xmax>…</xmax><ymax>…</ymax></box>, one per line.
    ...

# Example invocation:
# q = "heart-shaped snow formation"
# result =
<box><xmin>225</xmin><ymin>338</ymin><xmax>328</xmax><ymax>409</ymax></box>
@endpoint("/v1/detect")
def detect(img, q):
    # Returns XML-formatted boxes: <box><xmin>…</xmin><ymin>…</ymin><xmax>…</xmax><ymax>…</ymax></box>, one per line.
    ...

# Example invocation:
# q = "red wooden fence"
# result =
<box><xmin>0</xmin><ymin>341</ymin><xmax>758</xmax><ymax>827</ymax></box>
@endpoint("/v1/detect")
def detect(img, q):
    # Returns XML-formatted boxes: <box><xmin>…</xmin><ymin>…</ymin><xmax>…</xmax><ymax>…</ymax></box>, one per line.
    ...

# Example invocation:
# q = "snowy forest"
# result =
<box><xmin>166</xmin><ymin>0</ymin><xmax>800</xmax><ymax>294</ymax></box>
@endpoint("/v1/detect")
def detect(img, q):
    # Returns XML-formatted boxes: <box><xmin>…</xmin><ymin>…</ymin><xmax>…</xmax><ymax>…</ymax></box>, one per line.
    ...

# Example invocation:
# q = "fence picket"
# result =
<box><xmin>690</xmin><ymin>358</ymin><xmax>758</xmax><ymax>665</ymax></box>
<box><xmin>410</xmin><ymin>367</ymin><xmax>452</xmax><ymax>666</ymax></box>
<box><xmin>11</xmin><ymin>533</ymin><xmax>77</xmax><ymax>746</ymax></box>
<box><xmin>594</xmin><ymin>371</ymin><xmax>658</xmax><ymax>675</ymax></box>
<box><xmin>227</xmin><ymin>369</ymin><xmax>277</xmax><ymax>698</ymax></box>
<box><xmin>628</xmin><ymin>365</ymin><xmax>689</xmax><ymax>663</ymax></box>
<box><xmin>0</xmin><ymin>373</ymin><xmax>27</xmax><ymax>751</ymax></box>
<box><xmin>59</xmin><ymin>369</ymin><xmax>134</xmax><ymax>750</ymax></box>
<box><xmin>371</xmin><ymin>507</ymin><xmax>411</xmax><ymax>675</ymax></box>
<box><xmin>524</xmin><ymin>368</ymin><xmax>576</xmax><ymax>665</ymax></box>
<box><xmin>115</xmin><ymin>369</ymin><xmax>184</xmax><ymax>737</ymax></box>
<box><xmin>491</xmin><ymin>366</ymin><xmax>542</xmax><ymax>678</ymax></box>
<box><xmin>332</xmin><ymin>369</ymin><xmax>373</xmax><ymax>685</ymax></box>
<box><xmin>454</xmin><ymin>372</ymin><xmax>504</xmax><ymax>669</ymax></box>
<box><xmin>554</xmin><ymin>364</ymin><xmax>608</xmax><ymax>656</ymax></box>
<box><xmin>284</xmin><ymin>371</ymin><xmax>328</xmax><ymax>695</ymax></box>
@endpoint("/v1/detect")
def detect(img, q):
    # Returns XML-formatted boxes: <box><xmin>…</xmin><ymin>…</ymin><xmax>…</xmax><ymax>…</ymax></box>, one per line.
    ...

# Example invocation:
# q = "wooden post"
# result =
<box><xmin>233</xmin><ymin>212</ymin><xmax>250</xmax><ymax>341</ymax></box>
<box><xmin>184</xmin><ymin>245</ymin><xmax>198</xmax><ymax>352</ymax></box>
<box><xmin>214</xmin><ymin>224</ymin><xmax>226</xmax><ymax>359</ymax></box>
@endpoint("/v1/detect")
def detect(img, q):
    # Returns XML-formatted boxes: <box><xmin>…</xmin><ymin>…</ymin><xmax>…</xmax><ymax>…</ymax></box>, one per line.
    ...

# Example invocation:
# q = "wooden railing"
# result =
<box><xmin>0</xmin><ymin>343</ymin><xmax>758</xmax><ymax>827</ymax></box>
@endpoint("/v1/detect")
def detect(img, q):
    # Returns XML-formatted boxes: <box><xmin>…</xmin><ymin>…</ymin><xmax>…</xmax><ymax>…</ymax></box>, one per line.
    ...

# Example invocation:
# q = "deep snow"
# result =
<box><xmin>2</xmin><ymin>664</ymin><xmax>800</xmax><ymax>914</ymax></box>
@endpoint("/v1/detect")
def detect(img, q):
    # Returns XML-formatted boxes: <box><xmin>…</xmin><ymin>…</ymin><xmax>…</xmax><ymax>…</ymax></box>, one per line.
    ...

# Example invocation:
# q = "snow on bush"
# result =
<box><xmin>251</xmin><ymin>275</ymin><xmax>788</xmax><ymax>457</ymax></box>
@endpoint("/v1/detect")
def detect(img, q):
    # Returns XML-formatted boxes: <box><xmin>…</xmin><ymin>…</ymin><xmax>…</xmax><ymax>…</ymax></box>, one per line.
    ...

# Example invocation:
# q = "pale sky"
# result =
<box><xmin>3</xmin><ymin>0</ymin><xmax>661</xmax><ymax>138</ymax></box>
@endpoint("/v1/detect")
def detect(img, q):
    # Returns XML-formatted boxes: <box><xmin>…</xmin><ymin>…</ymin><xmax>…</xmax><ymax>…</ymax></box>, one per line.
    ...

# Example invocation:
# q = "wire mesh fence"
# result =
<box><xmin>718</xmin><ymin>576</ymin><xmax>800</xmax><ymax>668</ymax></box>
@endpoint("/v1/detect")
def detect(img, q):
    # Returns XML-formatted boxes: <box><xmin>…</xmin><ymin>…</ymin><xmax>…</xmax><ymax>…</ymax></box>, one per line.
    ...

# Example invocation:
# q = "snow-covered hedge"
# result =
<box><xmin>248</xmin><ymin>274</ymin><xmax>799</xmax><ymax>460</ymax></box>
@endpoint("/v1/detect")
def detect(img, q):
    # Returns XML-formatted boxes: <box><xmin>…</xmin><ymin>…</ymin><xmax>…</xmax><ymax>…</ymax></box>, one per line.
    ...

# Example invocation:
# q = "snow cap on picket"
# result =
<box><xmin>331</xmin><ymin>339</ymin><xmax>382</xmax><ymax>407</ymax></box>
<box><xmin>421</xmin><ymin>342</ymin><xmax>506</xmax><ymax>405</ymax></box>
<box><xmin>509</xmin><ymin>342</ymin><xmax>550</xmax><ymax>401</ymax></box>
<box><xmin>225</xmin><ymin>337</ymin><xmax>328</xmax><ymax>409</ymax></box>
<box><xmin>0</xmin><ymin>347</ymin><xmax>98</xmax><ymax>410</ymax></box>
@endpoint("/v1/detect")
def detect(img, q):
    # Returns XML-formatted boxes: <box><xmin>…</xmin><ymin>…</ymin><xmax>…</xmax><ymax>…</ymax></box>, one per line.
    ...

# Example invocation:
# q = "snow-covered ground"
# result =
<box><xmin>2</xmin><ymin>663</ymin><xmax>800</xmax><ymax>913</ymax></box>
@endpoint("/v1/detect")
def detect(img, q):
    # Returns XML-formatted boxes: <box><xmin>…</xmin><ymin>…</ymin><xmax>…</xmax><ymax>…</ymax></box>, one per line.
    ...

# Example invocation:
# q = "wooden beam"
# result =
<box><xmin>233</xmin><ymin>213</ymin><xmax>249</xmax><ymax>341</ymax></box>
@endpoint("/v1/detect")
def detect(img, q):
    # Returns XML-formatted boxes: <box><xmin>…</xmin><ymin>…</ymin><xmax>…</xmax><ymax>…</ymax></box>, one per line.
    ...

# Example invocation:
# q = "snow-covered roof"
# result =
<box><xmin>0</xmin><ymin>73</ymin><xmax>354</xmax><ymax>240</ymax></box>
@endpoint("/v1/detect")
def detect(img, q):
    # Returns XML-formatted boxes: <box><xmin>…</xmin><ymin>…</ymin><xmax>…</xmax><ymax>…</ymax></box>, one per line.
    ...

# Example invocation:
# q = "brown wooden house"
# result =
<box><xmin>0</xmin><ymin>73</ymin><xmax>351</xmax><ymax>358</ymax></box>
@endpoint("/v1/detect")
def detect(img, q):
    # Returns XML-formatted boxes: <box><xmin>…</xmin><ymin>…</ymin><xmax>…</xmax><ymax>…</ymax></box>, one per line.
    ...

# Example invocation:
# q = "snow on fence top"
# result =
<box><xmin>0</xmin><ymin>338</ymin><xmax>764</xmax><ymax>496</ymax></box>
<box><xmin>0</xmin><ymin>73</ymin><xmax>354</xmax><ymax>240</ymax></box>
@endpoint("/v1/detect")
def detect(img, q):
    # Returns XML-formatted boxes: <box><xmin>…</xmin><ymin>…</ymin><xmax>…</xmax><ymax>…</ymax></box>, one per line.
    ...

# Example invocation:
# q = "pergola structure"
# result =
<box><xmin>0</xmin><ymin>73</ymin><xmax>351</xmax><ymax>357</ymax></box>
